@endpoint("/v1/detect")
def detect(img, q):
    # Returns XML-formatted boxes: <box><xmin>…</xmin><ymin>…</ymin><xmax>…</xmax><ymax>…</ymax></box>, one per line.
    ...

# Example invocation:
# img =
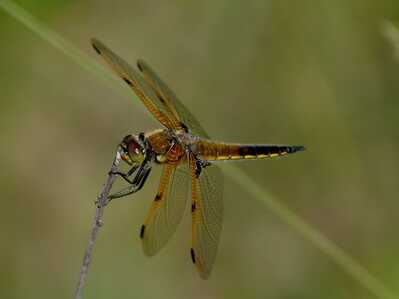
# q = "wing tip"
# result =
<box><xmin>90</xmin><ymin>38</ymin><xmax>102</xmax><ymax>55</ymax></box>
<box><xmin>190</xmin><ymin>248</ymin><xmax>212</xmax><ymax>280</ymax></box>
<box><xmin>140</xmin><ymin>225</ymin><xmax>146</xmax><ymax>239</ymax></box>
<box><xmin>190</xmin><ymin>248</ymin><xmax>196</xmax><ymax>264</ymax></box>
<box><xmin>136</xmin><ymin>59</ymin><xmax>149</xmax><ymax>70</ymax></box>
<box><xmin>142</xmin><ymin>242</ymin><xmax>159</xmax><ymax>257</ymax></box>
<box><xmin>136</xmin><ymin>60</ymin><xmax>144</xmax><ymax>71</ymax></box>
<box><xmin>140</xmin><ymin>225</ymin><xmax>157</xmax><ymax>257</ymax></box>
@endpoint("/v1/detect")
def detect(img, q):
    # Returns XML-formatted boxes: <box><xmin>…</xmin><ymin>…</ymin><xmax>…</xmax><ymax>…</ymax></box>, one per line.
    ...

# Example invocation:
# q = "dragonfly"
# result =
<box><xmin>91</xmin><ymin>38</ymin><xmax>305</xmax><ymax>279</ymax></box>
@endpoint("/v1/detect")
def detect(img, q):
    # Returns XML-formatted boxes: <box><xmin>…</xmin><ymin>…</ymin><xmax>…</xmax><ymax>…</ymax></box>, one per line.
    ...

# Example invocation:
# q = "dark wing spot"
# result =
<box><xmin>156</xmin><ymin>95</ymin><xmax>166</xmax><ymax>104</ymax></box>
<box><xmin>123</xmin><ymin>77</ymin><xmax>133</xmax><ymax>86</ymax></box>
<box><xmin>140</xmin><ymin>225</ymin><xmax>146</xmax><ymax>239</ymax></box>
<box><xmin>92</xmin><ymin>43</ymin><xmax>101</xmax><ymax>55</ymax></box>
<box><xmin>191</xmin><ymin>202</ymin><xmax>196</xmax><ymax>213</ymax></box>
<box><xmin>190</xmin><ymin>248</ymin><xmax>196</xmax><ymax>264</ymax></box>
<box><xmin>154</xmin><ymin>194</ymin><xmax>162</xmax><ymax>201</ymax></box>
<box><xmin>180</xmin><ymin>122</ymin><xmax>189</xmax><ymax>133</ymax></box>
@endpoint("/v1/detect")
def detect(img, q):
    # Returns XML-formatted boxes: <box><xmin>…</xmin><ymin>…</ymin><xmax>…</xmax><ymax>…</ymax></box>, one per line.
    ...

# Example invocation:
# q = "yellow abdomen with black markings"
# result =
<box><xmin>195</xmin><ymin>139</ymin><xmax>305</xmax><ymax>161</ymax></box>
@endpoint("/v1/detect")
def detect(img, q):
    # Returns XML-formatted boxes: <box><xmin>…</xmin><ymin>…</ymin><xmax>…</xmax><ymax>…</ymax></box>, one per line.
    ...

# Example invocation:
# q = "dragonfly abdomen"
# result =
<box><xmin>196</xmin><ymin>140</ymin><xmax>305</xmax><ymax>161</ymax></box>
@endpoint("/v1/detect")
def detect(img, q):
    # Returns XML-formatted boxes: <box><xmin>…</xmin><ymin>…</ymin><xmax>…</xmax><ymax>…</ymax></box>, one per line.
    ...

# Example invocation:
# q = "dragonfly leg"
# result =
<box><xmin>107</xmin><ymin>140</ymin><xmax>154</xmax><ymax>201</ymax></box>
<box><xmin>195</xmin><ymin>159</ymin><xmax>212</xmax><ymax>178</ymax></box>
<box><xmin>135</xmin><ymin>166</ymin><xmax>151</xmax><ymax>191</ymax></box>
<box><xmin>107</xmin><ymin>184</ymin><xmax>139</xmax><ymax>200</ymax></box>
<box><xmin>110</xmin><ymin>164</ymin><xmax>139</xmax><ymax>184</ymax></box>
<box><xmin>108</xmin><ymin>165</ymin><xmax>152</xmax><ymax>201</ymax></box>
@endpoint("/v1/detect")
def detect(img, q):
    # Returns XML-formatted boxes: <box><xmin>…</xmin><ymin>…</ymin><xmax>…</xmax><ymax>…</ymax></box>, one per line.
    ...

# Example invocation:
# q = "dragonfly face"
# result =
<box><xmin>92</xmin><ymin>38</ymin><xmax>305</xmax><ymax>279</ymax></box>
<box><xmin>119</xmin><ymin>134</ymin><xmax>146</xmax><ymax>166</ymax></box>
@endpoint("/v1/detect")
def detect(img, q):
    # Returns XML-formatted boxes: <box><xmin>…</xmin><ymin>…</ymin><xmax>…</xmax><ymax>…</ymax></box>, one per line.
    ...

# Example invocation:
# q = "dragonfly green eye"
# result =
<box><xmin>119</xmin><ymin>135</ymin><xmax>145</xmax><ymax>165</ymax></box>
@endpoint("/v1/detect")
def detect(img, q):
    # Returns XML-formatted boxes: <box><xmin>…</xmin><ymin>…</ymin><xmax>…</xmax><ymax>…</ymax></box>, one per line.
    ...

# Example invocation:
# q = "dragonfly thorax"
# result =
<box><xmin>145</xmin><ymin>129</ymin><xmax>187</xmax><ymax>164</ymax></box>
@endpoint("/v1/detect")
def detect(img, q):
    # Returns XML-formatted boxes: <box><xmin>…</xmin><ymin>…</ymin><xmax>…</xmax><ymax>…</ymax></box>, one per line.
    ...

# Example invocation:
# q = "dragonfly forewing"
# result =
<box><xmin>140</xmin><ymin>162</ymin><xmax>190</xmax><ymax>256</ymax></box>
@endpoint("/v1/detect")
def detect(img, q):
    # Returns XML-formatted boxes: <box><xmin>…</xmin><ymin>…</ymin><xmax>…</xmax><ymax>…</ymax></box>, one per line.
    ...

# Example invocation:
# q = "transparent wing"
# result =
<box><xmin>137</xmin><ymin>60</ymin><xmax>210</xmax><ymax>138</ymax></box>
<box><xmin>140</xmin><ymin>163</ymin><xmax>190</xmax><ymax>256</ymax></box>
<box><xmin>189</xmin><ymin>155</ymin><xmax>224</xmax><ymax>279</ymax></box>
<box><xmin>91</xmin><ymin>39</ymin><xmax>181</xmax><ymax>129</ymax></box>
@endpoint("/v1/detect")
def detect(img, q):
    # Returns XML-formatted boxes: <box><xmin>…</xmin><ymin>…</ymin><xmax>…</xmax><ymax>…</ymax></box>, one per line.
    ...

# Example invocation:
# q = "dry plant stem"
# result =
<box><xmin>1</xmin><ymin>2</ymin><xmax>397</xmax><ymax>298</ymax></box>
<box><xmin>74</xmin><ymin>150</ymin><xmax>121</xmax><ymax>299</ymax></box>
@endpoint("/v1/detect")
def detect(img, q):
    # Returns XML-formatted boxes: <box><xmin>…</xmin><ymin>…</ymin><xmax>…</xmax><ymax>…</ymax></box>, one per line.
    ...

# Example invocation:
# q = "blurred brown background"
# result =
<box><xmin>1</xmin><ymin>0</ymin><xmax>399</xmax><ymax>298</ymax></box>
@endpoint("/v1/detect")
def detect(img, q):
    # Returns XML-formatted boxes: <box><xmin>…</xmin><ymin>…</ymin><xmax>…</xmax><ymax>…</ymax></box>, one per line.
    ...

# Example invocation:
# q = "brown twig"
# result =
<box><xmin>74</xmin><ymin>150</ymin><xmax>122</xmax><ymax>299</ymax></box>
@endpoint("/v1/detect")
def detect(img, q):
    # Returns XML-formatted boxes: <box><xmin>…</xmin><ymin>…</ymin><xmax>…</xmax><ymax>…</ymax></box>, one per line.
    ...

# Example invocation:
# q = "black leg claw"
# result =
<box><xmin>195</xmin><ymin>159</ymin><xmax>211</xmax><ymax>178</ymax></box>
<box><xmin>107</xmin><ymin>164</ymin><xmax>152</xmax><ymax>200</ymax></box>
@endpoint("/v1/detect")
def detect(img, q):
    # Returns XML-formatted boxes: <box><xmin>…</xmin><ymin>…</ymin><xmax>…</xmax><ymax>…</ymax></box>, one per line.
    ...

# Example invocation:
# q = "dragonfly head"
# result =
<box><xmin>119</xmin><ymin>134</ymin><xmax>146</xmax><ymax>166</ymax></box>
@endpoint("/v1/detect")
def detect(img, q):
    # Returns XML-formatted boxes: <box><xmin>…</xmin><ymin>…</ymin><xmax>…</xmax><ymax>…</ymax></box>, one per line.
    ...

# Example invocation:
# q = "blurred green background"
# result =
<box><xmin>1</xmin><ymin>0</ymin><xmax>399</xmax><ymax>298</ymax></box>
